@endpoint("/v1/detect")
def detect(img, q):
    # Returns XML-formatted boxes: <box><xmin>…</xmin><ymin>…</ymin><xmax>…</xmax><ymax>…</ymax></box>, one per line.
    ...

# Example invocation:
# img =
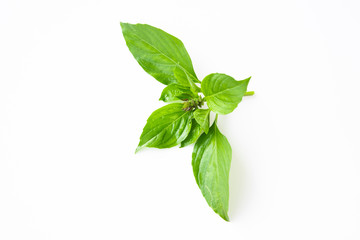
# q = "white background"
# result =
<box><xmin>1</xmin><ymin>0</ymin><xmax>359</xmax><ymax>239</ymax></box>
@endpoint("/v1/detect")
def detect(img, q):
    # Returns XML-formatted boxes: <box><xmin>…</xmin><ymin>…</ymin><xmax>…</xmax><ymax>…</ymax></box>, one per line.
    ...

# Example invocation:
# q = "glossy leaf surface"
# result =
<box><xmin>159</xmin><ymin>84</ymin><xmax>196</xmax><ymax>102</ymax></box>
<box><xmin>121</xmin><ymin>23</ymin><xmax>199</xmax><ymax>86</ymax></box>
<box><xmin>192</xmin><ymin>122</ymin><xmax>232</xmax><ymax>221</ymax></box>
<box><xmin>193</xmin><ymin>109</ymin><xmax>210</xmax><ymax>134</ymax></box>
<box><xmin>180</xmin><ymin>119</ymin><xmax>202</xmax><ymax>147</ymax></box>
<box><xmin>136</xmin><ymin>103</ymin><xmax>192</xmax><ymax>152</ymax></box>
<box><xmin>202</xmin><ymin>73</ymin><xmax>250</xmax><ymax>114</ymax></box>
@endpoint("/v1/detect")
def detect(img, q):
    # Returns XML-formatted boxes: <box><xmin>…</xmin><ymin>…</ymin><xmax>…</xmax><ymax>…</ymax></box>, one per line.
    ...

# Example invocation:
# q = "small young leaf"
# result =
<box><xmin>136</xmin><ymin>103</ymin><xmax>192</xmax><ymax>152</ymax></box>
<box><xmin>173</xmin><ymin>67</ymin><xmax>201</xmax><ymax>94</ymax></box>
<box><xmin>192</xmin><ymin>122</ymin><xmax>232</xmax><ymax>221</ymax></box>
<box><xmin>180</xmin><ymin>119</ymin><xmax>203</xmax><ymax>147</ymax></box>
<box><xmin>120</xmin><ymin>23</ymin><xmax>199</xmax><ymax>86</ymax></box>
<box><xmin>193</xmin><ymin>109</ymin><xmax>210</xmax><ymax>134</ymax></box>
<box><xmin>202</xmin><ymin>73</ymin><xmax>250</xmax><ymax>115</ymax></box>
<box><xmin>159</xmin><ymin>84</ymin><xmax>196</xmax><ymax>102</ymax></box>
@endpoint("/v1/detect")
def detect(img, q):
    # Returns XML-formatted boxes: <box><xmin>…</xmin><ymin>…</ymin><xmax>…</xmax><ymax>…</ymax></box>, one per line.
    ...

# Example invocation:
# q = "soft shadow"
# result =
<box><xmin>229</xmin><ymin>147</ymin><xmax>247</xmax><ymax>221</ymax></box>
<box><xmin>217</xmin><ymin>116</ymin><xmax>247</xmax><ymax>221</ymax></box>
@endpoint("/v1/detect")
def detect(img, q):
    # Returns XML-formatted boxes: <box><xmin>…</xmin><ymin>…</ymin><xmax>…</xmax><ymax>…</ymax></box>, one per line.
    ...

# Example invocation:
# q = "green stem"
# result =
<box><xmin>215</xmin><ymin>114</ymin><xmax>218</xmax><ymax>123</ymax></box>
<box><xmin>244</xmin><ymin>91</ymin><xmax>255</xmax><ymax>96</ymax></box>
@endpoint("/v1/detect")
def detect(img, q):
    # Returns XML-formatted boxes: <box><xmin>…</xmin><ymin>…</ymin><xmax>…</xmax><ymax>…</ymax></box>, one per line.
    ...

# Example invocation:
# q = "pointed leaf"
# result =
<box><xmin>202</xmin><ymin>73</ymin><xmax>250</xmax><ymax>115</ymax></box>
<box><xmin>136</xmin><ymin>103</ymin><xmax>192</xmax><ymax>152</ymax></box>
<box><xmin>192</xmin><ymin>122</ymin><xmax>232</xmax><ymax>221</ymax></box>
<box><xmin>194</xmin><ymin>109</ymin><xmax>210</xmax><ymax>134</ymax></box>
<box><xmin>121</xmin><ymin>23</ymin><xmax>199</xmax><ymax>86</ymax></box>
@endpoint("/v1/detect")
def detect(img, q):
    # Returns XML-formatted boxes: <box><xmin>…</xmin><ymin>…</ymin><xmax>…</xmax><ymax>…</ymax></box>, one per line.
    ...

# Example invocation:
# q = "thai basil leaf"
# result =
<box><xmin>193</xmin><ymin>109</ymin><xmax>210</xmax><ymax>134</ymax></box>
<box><xmin>159</xmin><ymin>84</ymin><xmax>196</xmax><ymax>102</ymax></box>
<box><xmin>120</xmin><ymin>23</ymin><xmax>199</xmax><ymax>86</ymax></box>
<box><xmin>173</xmin><ymin>67</ymin><xmax>201</xmax><ymax>94</ymax></box>
<box><xmin>192</xmin><ymin>122</ymin><xmax>232</xmax><ymax>221</ymax></box>
<box><xmin>201</xmin><ymin>73</ymin><xmax>250</xmax><ymax>115</ymax></box>
<box><xmin>180</xmin><ymin>119</ymin><xmax>202</xmax><ymax>147</ymax></box>
<box><xmin>136</xmin><ymin>103</ymin><xmax>192</xmax><ymax>152</ymax></box>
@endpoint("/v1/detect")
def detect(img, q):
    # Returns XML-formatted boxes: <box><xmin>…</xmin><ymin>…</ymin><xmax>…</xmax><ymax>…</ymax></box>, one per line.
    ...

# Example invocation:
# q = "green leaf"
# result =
<box><xmin>159</xmin><ymin>84</ymin><xmax>196</xmax><ymax>102</ymax></box>
<box><xmin>193</xmin><ymin>109</ymin><xmax>211</xmax><ymax>134</ymax></box>
<box><xmin>120</xmin><ymin>23</ymin><xmax>199</xmax><ymax>86</ymax></box>
<box><xmin>192</xmin><ymin>122</ymin><xmax>232</xmax><ymax>221</ymax></box>
<box><xmin>180</xmin><ymin>119</ymin><xmax>203</xmax><ymax>147</ymax></box>
<box><xmin>201</xmin><ymin>73</ymin><xmax>250</xmax><ymax>115</ymax></box>
<box><xmin>173</xmin><ymin>67</ymin><xmax>201</xmax><ymax>93</ymax></box>
<box><xmin>136</xmin><ymin>103</ymin><xmax>192</xmax><ymax>152</ymax></box>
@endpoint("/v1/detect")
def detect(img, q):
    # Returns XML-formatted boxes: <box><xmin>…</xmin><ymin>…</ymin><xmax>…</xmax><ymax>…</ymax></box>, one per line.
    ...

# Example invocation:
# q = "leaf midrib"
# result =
<box><xmin>202</xmin><ymin>126</ymin><xmax>227</xmax><ymax>216</ymax></box>
<box><xmin>142</xmin><ymin>110</ymin><xmax>190</xmax><ymax>148</ymax></box>
<box><xmin>212</xmin><ymin>127</ymin><xmax>227</xmax><ymax>215</ymax></box>
<box><xmin>195</xmin><ymin>109</ymin><xmax>210</xmax><ymax>132</ymax></box>
<box><xmin>131</xmin><ymin>32</ymin><xmax>197</xmax><ymax>83</ymax></box>
<box><xmin>204</xmin><ymin>82</ymin><xmax>242</xmax><ymax>99</ymax></box>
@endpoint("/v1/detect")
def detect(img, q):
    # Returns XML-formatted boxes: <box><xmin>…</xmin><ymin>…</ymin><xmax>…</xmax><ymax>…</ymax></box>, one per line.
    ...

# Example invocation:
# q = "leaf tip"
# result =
<box><xmin>135</xmin><ymin>146</ymin><xmax>142</xmax><ymax>154</ymax></box>
<box><xmin>120</xmin><ymin>22</ymin><xmax>131</xmax><ymax>31</ymax></box>
<box><xmin>222</xmin><ymin>214</ymin><xmax>230</xmax><ymax>222</ymax></box>
<box><xmin>218</xmin><ymin>210</ymin><xmax>230</xmax><ymax>222</ymax></box>
<box><xmin>179</xmin><ymin>142</ymin><xmax>189</xmax><ymax>148</ymax></box>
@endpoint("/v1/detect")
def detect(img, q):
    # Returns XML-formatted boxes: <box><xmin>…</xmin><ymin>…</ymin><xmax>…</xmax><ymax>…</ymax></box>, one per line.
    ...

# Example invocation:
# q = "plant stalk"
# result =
<box><xmin>244</xmin><ymin>91</ymin><xmax>255</xmax><ymax>96</ymax></box>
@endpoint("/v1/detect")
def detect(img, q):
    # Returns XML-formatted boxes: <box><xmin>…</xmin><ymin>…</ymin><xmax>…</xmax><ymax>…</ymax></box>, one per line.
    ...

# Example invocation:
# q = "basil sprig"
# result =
<box><xmin>121</xmin><ymin>23</ymin><xmax>254</xmax><ymax>221</ymax></box>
